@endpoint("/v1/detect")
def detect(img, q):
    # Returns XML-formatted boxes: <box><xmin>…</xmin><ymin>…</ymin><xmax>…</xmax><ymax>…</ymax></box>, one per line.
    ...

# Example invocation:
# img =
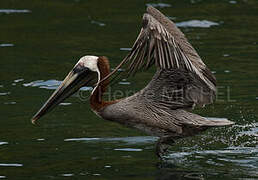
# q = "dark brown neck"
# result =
<box><xmin>90</xmin><ymin>56</ymin><xmax>117</xmax><ymax>112</ymax></box>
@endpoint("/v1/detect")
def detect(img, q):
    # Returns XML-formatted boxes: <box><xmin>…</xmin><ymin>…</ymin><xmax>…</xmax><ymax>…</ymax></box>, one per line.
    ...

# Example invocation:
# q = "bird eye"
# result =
<box><xmin>73</xmin><ymin>64</ymin><xmax>89</xmax><ymax>74</ymax></box>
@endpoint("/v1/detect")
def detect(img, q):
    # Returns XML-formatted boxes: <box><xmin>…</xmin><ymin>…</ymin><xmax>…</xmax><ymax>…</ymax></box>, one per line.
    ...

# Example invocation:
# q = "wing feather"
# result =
<box><xmin>101</xmin><ymin>6</ymin><xmax>216</xmax><ymax>107</ymax></box>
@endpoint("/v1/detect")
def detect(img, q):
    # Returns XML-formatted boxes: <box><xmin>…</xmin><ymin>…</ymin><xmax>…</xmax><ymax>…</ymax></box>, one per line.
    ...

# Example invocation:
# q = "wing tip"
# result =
<box><xmin>146</xmin><ymin>5</ymin><xmax>158</xmax><ymax>13</ymax></box>
<box><xmin>146</xmin><ymin>5</ymin><xmax>169</xmax><ymax>21</ymax></box>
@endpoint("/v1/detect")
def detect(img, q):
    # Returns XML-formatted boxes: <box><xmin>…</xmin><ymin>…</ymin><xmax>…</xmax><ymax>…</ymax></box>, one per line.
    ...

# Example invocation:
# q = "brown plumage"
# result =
<box><xmin>90</xmin><ymin>56</ymin><xmax>118</xmax><ymax>112</ymax></box>
<box><xmin>32</xmin><ymin>6</ymin><xmax>234</xmax><ymax>158</ymax></box>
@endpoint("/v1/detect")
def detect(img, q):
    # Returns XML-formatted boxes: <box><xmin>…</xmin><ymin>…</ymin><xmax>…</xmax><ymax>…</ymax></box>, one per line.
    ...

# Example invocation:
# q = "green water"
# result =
<box><xmin>0</xmin><ymin>0</ymin><xmax>257</xmax><ymax>179</ymax></box>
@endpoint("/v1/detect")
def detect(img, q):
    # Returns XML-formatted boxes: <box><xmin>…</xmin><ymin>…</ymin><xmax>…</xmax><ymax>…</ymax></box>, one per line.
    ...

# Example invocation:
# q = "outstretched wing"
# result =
<box><xmin>104</xmin><ymin>6</ymin><xmax>216</xmax><ymax>107</ymax></box>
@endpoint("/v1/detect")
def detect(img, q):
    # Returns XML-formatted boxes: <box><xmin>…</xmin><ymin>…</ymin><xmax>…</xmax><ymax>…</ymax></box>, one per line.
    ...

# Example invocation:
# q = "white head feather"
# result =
<box><xmin>76</xmin><ymin>55</ymin><xmax>100</xmax><ymax>94</ymax></box>
<box><xmin>77</xmin><ymin>55</ymin><xmax>99</xmax><ymax>72</ymax></box>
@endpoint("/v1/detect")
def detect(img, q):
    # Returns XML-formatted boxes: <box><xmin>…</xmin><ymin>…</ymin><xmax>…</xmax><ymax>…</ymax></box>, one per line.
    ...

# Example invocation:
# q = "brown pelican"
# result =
<box><xmin>32</xmin><ymin>6</ymin><xmax>234</xmax><ymax>158</ymax></box>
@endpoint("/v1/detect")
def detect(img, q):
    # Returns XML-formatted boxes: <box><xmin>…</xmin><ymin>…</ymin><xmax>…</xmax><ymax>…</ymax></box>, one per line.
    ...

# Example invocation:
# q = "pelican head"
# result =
<box><xmin>31</xmin><ymin>55</ymin><xmax>100</xmax><ymax>124</ymax></box>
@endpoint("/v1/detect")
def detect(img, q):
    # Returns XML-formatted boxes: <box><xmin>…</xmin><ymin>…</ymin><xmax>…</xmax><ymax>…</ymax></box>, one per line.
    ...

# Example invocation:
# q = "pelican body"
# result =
<box><xmin>32</xmin><ymin>6</ymin><xmax>234</xmax><ymax>158</ymax></box>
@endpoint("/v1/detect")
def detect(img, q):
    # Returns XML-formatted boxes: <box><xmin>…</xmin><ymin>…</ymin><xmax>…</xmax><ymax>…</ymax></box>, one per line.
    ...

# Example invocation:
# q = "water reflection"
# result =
<box><xmin>91</xmin><ymin>20</ymin><xmax>106</xmax><ymax>27</ymax></box>
<box><xmin>0</xmin><ymin>142</ymin><xmax>8</xmax><ymax>146</ymax></box>
<box><xmin>23</xmin><ymin>80</ymin><xmax>61</xmax><ymax>90</ymax></box>
<box><xmin>176</xmin><ymin>20</ymin><xmax>219</xmax><ymax>28</ymax></box>
<box><xmin>64</xmin><ymin>136</ymin><xmax>158</xmax><ymax>145</ymax></box>
<box><xmin>13</xmin><ymin>79</ymin><xmax>24</xmax><ymax>83</ymax></box>
<box><xmin>3</xmin><ymin>102</ymin><xmax>16</xmax><ymax>105</ymax></box>
<box><xmin>0</xmin><ymin>164</ymin><xmax>23</xmax><ymax>167</ymax></box>
<box><xmin>0</xmin><ymin>9</ymin><xmax>31</xmax><ymax>14</ymax></box>
<box><xmin>163</xmin><ymin>147</ymin><xmax>258</xmax><ymax>177</ymax></box>
<box><xmin>120</xmin><ymin>47</ymin><xmax>132</xmax><ymax>51</ymax></box>
<box><xmin>146</xmin><ymin>3</ymin><xmax>172</xmax><ymax>8</ymax></box>
<box><xmin>61</xmin><ymin>173</ymin><xmax>74</xmax><ymax>177</ymax></box>
<box><xmin>118</xmin><ymin>79</ymin><xmax>131</xmax><ymax>85</ymax></box>
<box><xmin>114</xmin><ymin>148</ymin><xmax>143</xmax><ymax>152</ymax></box>
<box><xmin>156</xmin><ymin>146</ymin><xmax>258</xmax><ymax>179</ymax></box>
<box><xmin>23</xmin><ymin>78</ymin><xmax>131</xmax><ymax>90</ymax></box>
<box><xmin>156</xmin><ymin>166</ymin><xmax>205</xmax><ymax>180</ymax></box>
<box><xmin>59</xmin><ymin>102</ymin><xmax>72</xmax><ymax>106</ymax></box>
<box><xmin>0</xmin><ymin>92</ymin><xmax>10</xmax><ymax>96</ymax></box>
<box><xmin>229</xmin><ymin>0</ymin><xmax>237</xmax><ymax>4</ymax></box>
<box><xmin>0</xmin><ymin>44</ymin><xmax>14</xmax><ymax>47</ymax></box>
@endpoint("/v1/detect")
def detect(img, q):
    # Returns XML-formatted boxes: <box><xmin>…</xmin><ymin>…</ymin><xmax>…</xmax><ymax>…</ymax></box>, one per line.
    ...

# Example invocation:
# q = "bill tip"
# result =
<box><xmin>31</xmin><ymin>116</ymin><xmax>38</xmax><ymax>125</ymax></box>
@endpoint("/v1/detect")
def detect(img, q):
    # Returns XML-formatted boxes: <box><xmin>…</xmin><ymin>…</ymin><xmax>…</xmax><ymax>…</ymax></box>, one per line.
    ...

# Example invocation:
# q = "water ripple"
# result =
<box><xmin>91</xmin><ymin>20</ymin><xmax>105</xmax><ymax>27</ymax></box>
<box><xmin>229</xmin><ymin>0</ymin><xmax>237</xmax><ymax>4</ymax></box>
<box><xmin>165</xmin><ymin>146</ymin><xmax>258</xmax><ymax>175</ymax></box>
<box><xmin>4</xmin><ymin>102</ymin><xmax>16</xmax><ymax>105</ymax></box>
<box><xmin>111</xmin><ymin>68</ymin><xmax>125</xmax><ymax>72</ymax></box>
<box><xmin>64</xmin><ymin>136</ymin><xmax>158</xmax><ymax>145</ymax></box>
<box><xmin>0</xmin><ymin>9</ymin><xmax>31</xmax><ymax>14</ymax></box>
<box><xmin>0</xmin><ymin>92</ymin><xmax>10</xmax><ymax>96</ymax></box>
<box><xmin>0</xmin><ymin>142</ymin><xmax>8</xmax><ymax>146</ymax></box>
<box><xmin>176</xmin><ymin>20</ymin><xmax>219</xmax><ymax>28</ymax></box>
<box><xmin>59</xmin><ymin>102</ymin><xmax>72</xmax><ymax>106</ymax></box>
<box><xmin>146</xmin><ymin>3</ymin><xmax>172</xmax><ymax>8</ymax></box>
<box><xmin>0</xmin><ymin>44</ymin><xmax>14</xmax><ymax>47</ymax></box>
<box><xmin>23</xmin><ymin>80</ymin><xmax>60</xmax><ymax>89</ymax></box>
<box><xmin>14</xmin><ymin>79</ymin><xmax>24</xmax><ymax>83</ymax></box>
<box><xmin>114</xmin><ymin>148</ymin><xmax>143</xmax><ymax>152</ymax></box>
<box><xmin>118</xmin><ymin>81</ymin><xmax>131</xmax><ymax>85</ymax></box>
<box><xmin>23</xmin><ymin>79</ymin><xmax>92</xmax><ymax>91</ymax></box>
<box><xmin>61</xmin><ymin>173</ymin><xmax>74</xmax><ymax>177</ymax></box>
<box><xmin>0</xmin><ymin>163</ymin><xmax>23</xmax><ymax>167</ymax></box>
<box><xmin>120</xmin><ymin>48</ymin><xmax>132</xmax><ymax>51</ymax></box>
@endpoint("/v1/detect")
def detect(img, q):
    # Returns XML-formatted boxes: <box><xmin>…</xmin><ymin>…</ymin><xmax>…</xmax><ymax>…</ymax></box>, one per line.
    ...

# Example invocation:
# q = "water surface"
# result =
<box><xmin>0</xmin><ymin>0</ymin><xmax>257</xmax><ymax>179</ymax></box>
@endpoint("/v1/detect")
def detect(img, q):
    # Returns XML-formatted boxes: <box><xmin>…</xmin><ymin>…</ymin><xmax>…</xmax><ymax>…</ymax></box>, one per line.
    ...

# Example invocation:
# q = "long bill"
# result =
<box><xmin>31</xmin><ymin>65</ymin><xmax>94</xmax><ymax>124</ymax></box>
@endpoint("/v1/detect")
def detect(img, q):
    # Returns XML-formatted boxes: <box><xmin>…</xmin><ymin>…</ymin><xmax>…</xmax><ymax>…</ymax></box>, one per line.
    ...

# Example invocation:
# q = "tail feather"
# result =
<box><xmin>175</xmin><ymin>110</ymin><xmax>235</xmax><ymax>127</ymax></box>
<box><xmin>202</xmin><ymin>117</ymin><xmax>235</xmax><ymax>127</ymax></box>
